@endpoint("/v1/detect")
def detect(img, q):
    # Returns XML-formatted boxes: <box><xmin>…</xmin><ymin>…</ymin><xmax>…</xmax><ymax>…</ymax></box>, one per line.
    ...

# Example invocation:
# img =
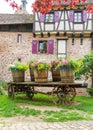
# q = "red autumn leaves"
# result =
<box><xmin>32</xmin><ymin>0</ymin><xmax>93</xmax><ymax>14</ymax></box>
<box><xmin>4</xmin><ymin>0</ymin><xmax>93</xmax><ymax>14</ymax></box>
<box><xmin>5</xmin><ymin>0</ymin><xmax>18</xmax><ymax>10</ymax></box>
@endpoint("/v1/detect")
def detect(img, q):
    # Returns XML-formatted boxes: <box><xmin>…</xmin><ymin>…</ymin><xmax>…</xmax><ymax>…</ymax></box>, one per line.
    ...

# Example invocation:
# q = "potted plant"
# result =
<box><xmin>57</xmin><ymin>58</ymin><xmax>78</xmax><ymax>83</ymax></box>
<box><xmin>31</xmin><ymin>61</ymin><xmax>50</xmax><ymax>83</ymax></box>
<box><xmin>50</xmin><ymin>60</ymin><xmax>61</xmax><ymax>81</ymax></box>
<box><xmin>29</xmin><ymin>58</ymin><xmax>37</xmax><ymax>81</ymax></box>
<box><xmin>8</xmin><ymin>61</ymin><xmax>28</xmax><ymax>82</ymax></box>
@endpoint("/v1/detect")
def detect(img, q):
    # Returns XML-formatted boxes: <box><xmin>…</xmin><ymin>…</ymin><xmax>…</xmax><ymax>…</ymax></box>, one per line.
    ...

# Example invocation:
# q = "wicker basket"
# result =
<box><xmin>12</xmin><ymin>70</ymin><xmax>25</xmax><ymax>82</ymax></box>
<box><xmin>60</xmin><ymin>68</ymin><xmax>74</xmax><ymax>83</ymax></box>
<box><xmin>51</xmin><ymin>68</ymin><xmax>61</xmax><ymax>81</ymax></box>
<box><xmin>29</xmin><ymin>67</ymin><xmax>35</xmax><ymax>81</ymax></box>
<box><xmin>34</xmin><ymin>69</ymin><xmax>48</xmax><ymax>83</ymax></box>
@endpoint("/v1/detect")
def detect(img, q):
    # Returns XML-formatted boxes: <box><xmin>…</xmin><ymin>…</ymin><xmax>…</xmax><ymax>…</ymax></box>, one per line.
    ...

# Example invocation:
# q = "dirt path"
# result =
<box><xmin>17</xmin><ymin>103</ymin><xmax>62</xmax><ymax>111</ymax></box>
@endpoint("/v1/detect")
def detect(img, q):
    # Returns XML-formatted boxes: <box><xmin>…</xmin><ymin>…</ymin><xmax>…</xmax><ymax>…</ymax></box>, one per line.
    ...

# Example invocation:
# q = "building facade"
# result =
<box><xmin>0</xmin><ymin>0</ymin><xmax>93</xmax><ymax>86</ymax></box>
<box><xmin>33</xmin><ymin>1</ymin><xmax>93</xmax><ymax>62</ymax></box>
<box><xmin>0</xmin><ymin>0</ymin><xmax>33</xmax><ymax>81</ymax></box>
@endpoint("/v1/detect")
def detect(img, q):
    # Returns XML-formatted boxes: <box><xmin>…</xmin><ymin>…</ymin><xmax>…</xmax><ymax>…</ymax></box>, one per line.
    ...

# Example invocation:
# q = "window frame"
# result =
<box><xmin>17</xmin><ymin>34</ymin><xmax>22</xmax><ymax>44</ymax></box>
<box><xmin>57</xmin><ymin>39</ymin><xmax>67</xmax><ymax>59</ymax></box>
<box><xmin>45</xmin><ymin>12</ymin><xmax>54</xmax><ymax>23</ymax></box>
<box><xmin>38</xmin><ymin>40</ymin><xmax>48</xmax><ymax>54</ymax></box>
<box><xmin>74</xmin><ymin>11</ymin><xmax>83</xmax><ymax>24</ymax></box>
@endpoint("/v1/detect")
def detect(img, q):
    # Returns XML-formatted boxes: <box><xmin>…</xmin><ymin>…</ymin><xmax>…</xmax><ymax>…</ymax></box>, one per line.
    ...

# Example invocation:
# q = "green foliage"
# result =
<box><xmin>0</xmin><ymin>86</ymin><xmax>6</xmax><ymax>95</ymax></box>
<box><xmin>57</xmin><ymin>58</ymin><xmax>79</xmax><ymax>71</ymax></box>
<box><xmin>0</xmin><ymin>94</ymin><xmax>93</xmax><ymax>122</ymax></box>
<box><xmin>87</xmin><ymin>88</ymin><xmax>93</xmax><ymax>97</ymax></box>
<box><xmin>0</xmin><ymin>79</ymin><xmax>8</xmax><ymax>89</ymax></box>
<box><xmin>0</xmin><ymin>95</ymin><xmax>41</xmax><ymax>117</ymax></box>
<box><xmin>8</xmin><ymin>61</ymin><xmax>28</xmax><ymax>71</ymax></box>
<box><xmin>0</xmin><ymin>79</ymin><xmax>8</xmax><ymax>95</ymax></box>
<box><xmin>68</xmin><ymin>58</ymin><xmax>79</xmax><ymax>71</ymax></box>
<box><xmin>44</xmin><ymin>111</ymin><xmax>86</xmax><ymax>122</ymax></box>
<box><xmin>31</xmin><ymin>61</ymin><xmax>50</xmax><ymax>70</ymax></box>
<box><xmin>80</xmin><ymin>51</ymin><xmax>93</xmax><ymax>78</ymax></box>
<box><xmin>29</xmin><ymin>58</ymin><xmax>38</xmax><ymax>67</ymax></box>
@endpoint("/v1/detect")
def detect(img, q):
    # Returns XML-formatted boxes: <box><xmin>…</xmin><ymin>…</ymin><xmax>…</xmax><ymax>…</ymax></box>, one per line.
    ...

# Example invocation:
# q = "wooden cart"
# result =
<box><xmin>8</xmin><ymin>82</ymin><xmax>87</xmax><ymax>104</ymax></box>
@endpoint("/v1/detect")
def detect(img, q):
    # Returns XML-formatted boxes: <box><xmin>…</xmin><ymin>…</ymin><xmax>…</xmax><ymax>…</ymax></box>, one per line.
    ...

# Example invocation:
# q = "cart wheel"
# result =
<box><xmin>57</xmin><ymin>86</ymin><xmax>66</xmax><ymax>104</ymax></box>
<box><xmin>8</xmin><ymin>85</ymin><xmax>14</xmax><ymax>99</ymax></box>
<box><xmin>26</xmin><ymin>86</ymin><xmax>34</xmax><ymax>99</ymax></box>
<box><xmin>64</xmin><ymin>86</ymin><xmax>76</xmax><ymax>105</ymax></box>
<box><xmin>57</xmin><ymin>86</ymin><xmax>76</xmax><ymax>105</ymax></box>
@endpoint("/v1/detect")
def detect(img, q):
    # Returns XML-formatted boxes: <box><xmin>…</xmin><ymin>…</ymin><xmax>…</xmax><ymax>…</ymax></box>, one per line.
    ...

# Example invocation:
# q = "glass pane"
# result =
<box><xmin>58</xmin><ymin>40</ymin><xmax>66</xmax><ymax>53</ymax></box>
<box><xmin>45</xmin><ymin>13</ymin><xmax>54</xmax><ymax>22</ymax></box>
<box><xmin>38</xmin><ymin>41</ymin><xmax>47</xmax><ymax>53</ymax></box>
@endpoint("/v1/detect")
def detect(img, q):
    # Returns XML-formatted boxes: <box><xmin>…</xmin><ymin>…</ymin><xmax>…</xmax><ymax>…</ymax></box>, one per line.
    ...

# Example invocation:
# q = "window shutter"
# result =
<box><xmin>40</xmin><ymin>13</ymin><xmax>45</xmax><ymax>22</ymax></box>
<box><xmin>69</xmin><ymin>10</ymin><xmax>74</xmax><ymax>22</ymax></box>
<box><xmin>83</xmin><ymin>10</ymin><xmax>87</xmax><ymax>22</ymax></box>
<box><xmin>54</xmin><ymin>11</ymin><xmax>60</xmax><ymax>22</ymax></box>
<box><xmin>48</xmin><ymin>40</ymin><xmax>54</xmax><ymax>54</ymax></box>
<box><xmin>32</xmin><ymin>40</ymin><xmax>38</xmax><ymax>54</ymax></box>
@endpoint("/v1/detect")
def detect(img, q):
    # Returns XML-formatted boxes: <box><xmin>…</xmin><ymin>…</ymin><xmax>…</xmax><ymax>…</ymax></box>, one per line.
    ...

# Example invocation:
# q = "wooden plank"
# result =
<box><xmin>8</xmin><ymin>81</ymin><xmax>87</xmax><ymax>88</ymax></box>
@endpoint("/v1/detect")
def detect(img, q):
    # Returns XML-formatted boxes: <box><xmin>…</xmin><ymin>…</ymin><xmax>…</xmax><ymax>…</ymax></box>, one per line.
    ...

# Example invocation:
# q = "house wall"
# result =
<box><xmin>0</xmin><ymin>32</ymin><xmax>91</xmax><ymax>87</ymax></box>
<box><xmin>0</xmin><ymin>32</ymin><xmax>33</xmax><ymax>81</ymax></box>
<box><xmin>67</xmin><ymin>38</ymin><xmax>91</xmax><ymax>58</ymax></box>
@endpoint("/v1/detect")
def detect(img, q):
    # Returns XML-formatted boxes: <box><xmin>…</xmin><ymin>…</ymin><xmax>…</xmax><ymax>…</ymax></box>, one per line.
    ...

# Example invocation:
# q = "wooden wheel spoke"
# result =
<box><xmin>26</xmin><ymin>86</ymin><xmax>34</xmax><ymax>99</ymax></box>
<box><xmin>64</xmin><ymin>87</ymin><xmax>76</xmax><ymax>104</ymax></box>
<box><xmin>56</xmin><ymin>86</ymin><xmax>76</xmax><ymax>105</ymax></box>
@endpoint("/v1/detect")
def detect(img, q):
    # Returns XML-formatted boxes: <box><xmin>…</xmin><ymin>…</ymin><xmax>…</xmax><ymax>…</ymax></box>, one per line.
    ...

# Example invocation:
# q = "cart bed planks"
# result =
<box><xmin>8</xmin><ymin>81</ymin><xmax>87</xmax><ymax>105</ymax></box>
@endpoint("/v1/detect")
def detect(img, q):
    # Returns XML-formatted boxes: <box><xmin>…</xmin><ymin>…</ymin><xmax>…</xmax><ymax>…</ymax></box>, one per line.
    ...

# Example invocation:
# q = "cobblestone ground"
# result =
<box><xmin>0</xmin><ymin>120</ymin><xmax>93</xmax><ymax>130</ymax></box>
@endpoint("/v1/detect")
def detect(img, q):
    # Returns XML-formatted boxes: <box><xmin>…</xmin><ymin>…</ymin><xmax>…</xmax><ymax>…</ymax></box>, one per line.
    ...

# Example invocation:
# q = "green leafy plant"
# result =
<box><xmin>0</xmin><ymin>79</ymin><xmax>8</xmax><ymax>95</ymax></box>
<box><xmin>50</xmin><ymin>58</ymin><xmax>62</xmax><ymax>70</ymax></box>
<box><xmin>87</xmin><ymin>88</ymin><xmax>93</xmax><ymax>96</ymax></box>
<box><xmin>29</xmin><ymin>58</ymin><xmax>38</xmax><ymax>68</ymax></box>
<box><xmin>8</xmin><ymin>61</ymin><xmax>28</xmax><ymax>71</ymax></box>
<box><xmin>79</xmin><ymin>51</ymin><xmax>93</xmax><ymax>79</ymax></box>
<box><xmin>31</xmin><ymin>61</ymin><xmax>50</xmax><ymax>70</ymax></box>
<box><xmin>57</xmin><ymin>58</ymin><xmax>78</xmax><ymax>70</ymax></box>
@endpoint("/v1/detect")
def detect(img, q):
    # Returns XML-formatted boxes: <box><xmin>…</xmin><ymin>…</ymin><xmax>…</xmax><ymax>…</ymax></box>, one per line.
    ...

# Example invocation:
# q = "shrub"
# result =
<box><xmin>0</xmin><ymin>79</ymin><xmax>8</xmax><ymax>95</ymax></box>
<box><xmin>87</xmin><ymin>88</ymin><xmax>93</xmax><ymax>96</ymax></box>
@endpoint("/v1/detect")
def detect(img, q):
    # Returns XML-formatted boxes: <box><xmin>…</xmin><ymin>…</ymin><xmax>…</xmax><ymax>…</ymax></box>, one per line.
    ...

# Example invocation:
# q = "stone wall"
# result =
<box><xmin>0</xmin><ymin>33</ymin><xmax>92</xmax><ymax>86</ymax></box>
<box><xmin>0</xmin><ymin>32</ymin><xmax>33</xmax><ymax>81</ymax></box>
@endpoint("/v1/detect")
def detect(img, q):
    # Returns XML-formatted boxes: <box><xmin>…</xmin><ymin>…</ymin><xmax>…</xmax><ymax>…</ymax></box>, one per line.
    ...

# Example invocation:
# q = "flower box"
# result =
<box><xmin>34</xmin><ymin>69</ymin><xmax>48</xmax><ymax>83</ymax></box>
<box><xmin>12</xmin><ymin>70</ymin><xmax>25</xmax><ymax>82</ymax></box>
<box><xmin>51</xmin><ymin>68</ymin><xmax>61</xmax><ymax>81</ymax></box>
<box><xmin>50</xmin><ymin>60</ymin><xmax>61</xmax><ymax>81</ymax></box>
<box><xmin>8</xmin><ymin>61</ymin><xmax>28</xmax><ymax>82</ymax></box>
<box><xmin>60</xmin><ymin>68</ymin><xmax>74</xmax><ymax>83</ymax></box>
<box><xmin>29</xmin><ymin>67</ymin><xmax>35</xmax><ymax>81</ymax></box>
<box><xmin>58</xmin><ymin>59</ymin><xmax>78</xmax><ymax>83</ymax></box>
<box><xmin>31</xmin><ymin>60</ymin><xmax>49</xmax><ymax>83</ymax></box>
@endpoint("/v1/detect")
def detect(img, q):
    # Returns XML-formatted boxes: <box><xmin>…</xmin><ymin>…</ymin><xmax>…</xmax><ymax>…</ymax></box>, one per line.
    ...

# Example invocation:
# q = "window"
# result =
<box><xmin>57</xmin><ymin>40</ymin><xmax>66</xmax><ymax>59</ymax></box>
<box><xmin>74</xmin><ymin>11</ymin><xmax>82</xmax><ymax>23</ymax></box>
<box><xmin>17</xmin><ymin>34</ymin><xmax>22</xmax><ymax>44</ymax></box>
<box><xmin>38</xmin><ymin>41</ymin><xmax>47</xmax><ymax>53</ymax></box>
<box><xmin>45</xmin><ymin>13</ymin><xmax>54</xmax><ymax>22</ymax></box>
<box><xmin>32</xmin><ymin>39</ymin><xmax>54</xmax><ymax>54</ymax></box>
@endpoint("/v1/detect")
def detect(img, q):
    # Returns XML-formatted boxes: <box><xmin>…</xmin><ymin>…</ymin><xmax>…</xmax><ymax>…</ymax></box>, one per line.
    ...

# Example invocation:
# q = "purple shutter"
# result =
<box><xmin>54</xmin><ymin>11</ymin><xmax>60</xmax><ymax>22</ymax></box>
<box><xmin>40</xmin><ymin>13</ymin><xmax>45</xmax><ymax>22</ymax></box>
<box><xmin>83</xmin><ymin>10</ymin><xmax>87</xmax><ymax>22</ymax></box>
<box><xmin>48</xmin><ymin>40</ymin><xmax>54</xmax><ymax>54</ymax></box>
<box><xmin>32</xmin><ymin>40</ymin><xmax>38</xmax><ymax>54</ymax></box>
<box><xmin>69</xmin><ymin>10</ymin><xmax>74</xmax><ymax>22</ymax></box>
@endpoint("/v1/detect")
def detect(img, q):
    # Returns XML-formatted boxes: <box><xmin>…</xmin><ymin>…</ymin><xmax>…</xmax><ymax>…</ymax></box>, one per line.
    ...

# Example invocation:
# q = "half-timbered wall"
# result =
<box><xmin>34</xmin><ymin>10</ymin><xmax>93</xmax><ymax>33</ymax></box>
